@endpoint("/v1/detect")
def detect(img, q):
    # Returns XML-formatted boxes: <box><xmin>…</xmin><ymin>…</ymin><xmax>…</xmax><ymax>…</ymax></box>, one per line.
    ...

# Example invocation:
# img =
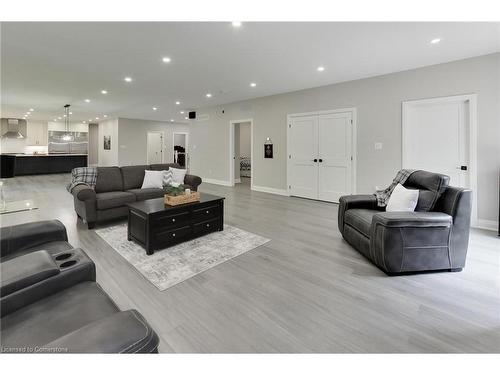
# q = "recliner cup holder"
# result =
<box><xmin>55</xmin><ymin>253</ymin><xmax>73</xmax><ymax>261</ymax></box>
<box><xmin>60</xmin><ymin>260</ymin><xmax>78</xmax><ymax>268</ymax></box>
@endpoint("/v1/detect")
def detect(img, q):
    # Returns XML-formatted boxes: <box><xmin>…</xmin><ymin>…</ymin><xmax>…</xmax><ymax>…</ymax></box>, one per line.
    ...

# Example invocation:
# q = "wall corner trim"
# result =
<box><xmin>200</xmin><ymin>177</ymin><xmax>233</xmax><ymax>186</ymax></box>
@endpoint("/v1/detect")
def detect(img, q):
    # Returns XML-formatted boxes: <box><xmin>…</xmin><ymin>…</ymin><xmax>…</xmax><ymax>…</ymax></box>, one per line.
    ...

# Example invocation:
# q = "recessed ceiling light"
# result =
<box><xmin>206</xmin><ymin>93</ymin><xmax>212</xmax><ymax>98</ymax></box>
<box><xmin>250</xmin><ymin>82</ymin><xmax>257</xmax><ymax>87</ymax></box>
<box><xmin>232</xmin><ymin>21</ymin><xmax>242</xmax><ymax>27</ymax></box>
<box><xmin>180</xmin><ymin>111</ymin><xmax>184</xmax><ymax>114</ymax></box>
<box><xmin>63</xmin><ymin>115</ymin><xmax>67</xmax><ymax>117</ymax></box>
<box><xmin>430</xmin><ymin>38</ymin><xmax>441</xmax><ymax>44</ymax></box>
<box><xmin>103</xmin><ymin>115</ymin><xmax>108</xmax><ymax>118</ymax></box>
<box><xmin>170</xmin><ymin>119</ymin><xmax>174</xmax><ymax>122</ymax></box>
<box><xmin>53</xmin><ymin>118</ymin><xmax>57</xmax><ymax>121</ymax></box>
<box><xmin>95</xmin><ymin>117</ymin><xmax>99</xmax><ymax>120</ymax></box>
<box><xmin>85</xmin><ymin>99</ymin><xmax>91</xmax><ymax>103</ymax></box>
<box><xmin>185</xmin><ymin>117</ymin><xmax>188</xmax><ymax>120</ymax></box>
<box><xmin>58</xmin><ymin>117</ymin><xmax>62</xmax><ymax>120</ymax></box>
<box><xmin>124</xmin><ymin>77</ymin><xmax>133</xmax><ymax>82</ymax></box>
<box><xmin>175</xmin><ymin>101</ymin><xmax>180</xmax><ymax>105</ymax></box>
<box><xmin>29</xmin><ymin>108</ymin><xmax>34</xmax><ymax>111</ymax></box>
<box><xmin>101</xmin><ymin>90</ymin><xmax>108</xmax><ymax>94</ymax></box>
<box><xmin>152</xmin><ymin>107</ymin><xmax>157</xmax><ymax>111</ymax></box>
<box><xmin>82</xmin><ymin>121</ymin><xmax>86</xmax><ymax>123</ymax></box>
<box><xmin>89</xmin><ymin>119</ymin><xmax>92</xmax><ymax>121</ymax></box>
<box><xmin>69</xmin><ymin>112</ymin><xmax>73</xmax><ymax>115</ymax></box>
<box><xmin>317</xmin><ymin>66</ymin><xmax>325</xmax><ymax>72</ymax></box>
<box><xmin>162</xmin><ymin>57</ymin><xmax>171</xmax><ymax>63</ymax></box>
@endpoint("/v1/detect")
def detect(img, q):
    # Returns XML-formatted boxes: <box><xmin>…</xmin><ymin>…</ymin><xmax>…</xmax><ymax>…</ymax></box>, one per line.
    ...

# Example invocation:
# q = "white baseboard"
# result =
<box><xmin>472</xmin><ymin>219</ymin><xmax>498</xmax><ymax>232</ymax></box>
<box><xmin>234</xmin><ymin>178</ymin><xmax>241</xmax><ymax>183</ymax></box>
<box><xmin>251</xmin><ymin>185</ymin><xmax>289</xmax><ymax>196</ymax></box>
<box><xmin>201</xmin><ymin>177</ymin><xmax>233</xmax><ymax>187</ymax></box>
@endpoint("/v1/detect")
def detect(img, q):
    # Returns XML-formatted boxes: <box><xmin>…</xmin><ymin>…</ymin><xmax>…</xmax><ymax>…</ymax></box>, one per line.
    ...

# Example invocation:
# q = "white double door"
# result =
<box><xmin>289</xmin><ymin>111</ymin><xmax>353</xmax><ymax>203</ymax></box>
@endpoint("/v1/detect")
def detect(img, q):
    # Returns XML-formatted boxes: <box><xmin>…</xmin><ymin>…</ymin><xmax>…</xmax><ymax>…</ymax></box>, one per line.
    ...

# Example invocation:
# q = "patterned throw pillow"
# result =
<box><xmin>162</xmin><ymin>169</ymin><xmax>173</xmax><ymax>187</ymax></box>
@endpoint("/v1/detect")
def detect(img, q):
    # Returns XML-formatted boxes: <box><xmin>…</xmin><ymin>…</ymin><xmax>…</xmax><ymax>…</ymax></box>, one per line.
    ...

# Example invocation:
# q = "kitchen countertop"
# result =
<box><xmin>1</xmin><ymin>153</ymin><xmax>88</xmax><ymax>157</ymax></box>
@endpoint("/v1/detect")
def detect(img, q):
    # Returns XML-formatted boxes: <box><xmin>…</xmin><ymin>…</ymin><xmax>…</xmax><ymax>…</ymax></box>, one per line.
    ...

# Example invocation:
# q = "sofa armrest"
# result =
<box><xmin>372</xmin><ymin>211</ymin><xmax>452</xmax><ymax>228</ymax></box>
<box><xmin>71</xmin><ymin>184</ymin><xmax>96</xmax><ymax>201</ymax></box>
<box><xmin>0</xmin><ymin>220</ymin><xmax>68</xmax><ymax>259</ymax></box>
<box><xmin>338</xmin><ymin>194</ymin><xmax>377</xmax><ymax>234</ymax></box>
<box><xmin>46</xmin><ymin>310</ymin><xmax>159</xmax><ymax>353</ymax></box>
<box><xmin>370</xmin><ymin>212</ymin><xmax>453</xmax><ymax>274</ymax></box>
<box><xmin>184</xmin><ymin>174</ymin><xmax>202</xmax><ymax>191</ymax></box>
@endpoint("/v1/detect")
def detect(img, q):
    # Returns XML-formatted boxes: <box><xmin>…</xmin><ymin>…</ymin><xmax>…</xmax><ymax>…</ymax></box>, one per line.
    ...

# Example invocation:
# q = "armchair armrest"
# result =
<box><xmin>372</xmin><ymin>211</ymin><xmax>452</xmax><ymax>228</ymax></box>
<box><xmin>46</xmin><ymin>310</ymin><xmax>159</xmax><ymax>353</ymax></box>
<box><xmin>71</xmin><ymin>184</ymin><xmax>96</xmax><ymax>201</ymax></box>
<box><xmin>0</xmin><ymin>220</ymin><xmax>68</xmax><ymax>259</ymax></box>
<box><xmin>338</xmin><ymin>194</ymin><xmax>378</xmax><ymax>233</ymax></box>
<box><xmin>184</xmin><ymin>174</ymin><xmax>202</xmax><ymax>191</ymax></box>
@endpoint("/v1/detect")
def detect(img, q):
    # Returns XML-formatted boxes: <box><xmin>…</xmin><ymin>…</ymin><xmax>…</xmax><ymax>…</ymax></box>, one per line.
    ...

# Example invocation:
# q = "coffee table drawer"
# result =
<box><xmin>193</xmin><ymin>218</ymin><xmax>221</xmax><ymax>235</ymax></box>
<box><xmin>154</xmin><ymin>225</ymin><xmax>192</xmax><ymax>242</ymax></box>
<box><xmin>153</xmin><ymin>211</ymin><xmax>190</xmax><ymax>227</ymax></box>
<box><xmin>193</xmin><ymin>205</ymin><xmax>220</xmax><ymax>222</ymax></box>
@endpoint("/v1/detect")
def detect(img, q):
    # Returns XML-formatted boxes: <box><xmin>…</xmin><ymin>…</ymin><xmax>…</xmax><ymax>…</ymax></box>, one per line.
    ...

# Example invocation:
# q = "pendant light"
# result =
<box><xmin>61</xmin><ymin>104</ymin><xmax>73</xmax><ymax>141</ymax></box>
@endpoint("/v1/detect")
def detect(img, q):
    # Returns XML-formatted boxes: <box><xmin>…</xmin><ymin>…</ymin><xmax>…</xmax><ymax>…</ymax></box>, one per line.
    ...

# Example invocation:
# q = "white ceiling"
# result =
<box><xmin>1</xmin><ymin>22</ymin><xmax>499</xmax><ymax>124</ymax></box>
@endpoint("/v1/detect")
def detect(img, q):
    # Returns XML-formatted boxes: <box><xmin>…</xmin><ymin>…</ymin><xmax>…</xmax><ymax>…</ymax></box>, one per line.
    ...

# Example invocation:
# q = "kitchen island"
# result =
<box><xmin>0</xmin><ymin>153</ymin><xmax>87</xmax><ymax>177</ymax></box>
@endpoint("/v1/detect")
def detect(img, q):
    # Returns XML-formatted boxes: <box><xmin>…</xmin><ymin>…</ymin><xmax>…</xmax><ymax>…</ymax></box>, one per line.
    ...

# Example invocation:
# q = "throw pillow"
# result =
<box><xmin>386</xmin><ymin>184</ymin><xmax>419</xmax><ymax>212</ymax></box>
<box><xmin>169</xmin><ymin>167</ymin><xmax>187</xmax><ymax>185</ymax></box>
<box><xmin>162</xmin><ymin>169</ymin><xmax>173</xmax><ymax>186</ymax></box>
<box><xmin>141</xmin><ymin>170</ymin><xmax>164</xmax><ymax>189</ymax></box>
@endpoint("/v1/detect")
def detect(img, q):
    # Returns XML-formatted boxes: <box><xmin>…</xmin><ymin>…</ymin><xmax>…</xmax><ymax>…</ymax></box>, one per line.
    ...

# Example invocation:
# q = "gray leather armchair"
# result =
<box><xmin>338</xmin><ymin>171</ymin><xmax>472</xmax><ymax>275</ymax></box>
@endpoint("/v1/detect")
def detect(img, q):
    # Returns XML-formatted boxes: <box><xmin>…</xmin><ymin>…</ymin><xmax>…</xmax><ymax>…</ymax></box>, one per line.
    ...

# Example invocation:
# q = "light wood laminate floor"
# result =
<box><xmin>1</xmin><ymin>174</ymin><xmax>499</xmax><ymax>353</ymax></box>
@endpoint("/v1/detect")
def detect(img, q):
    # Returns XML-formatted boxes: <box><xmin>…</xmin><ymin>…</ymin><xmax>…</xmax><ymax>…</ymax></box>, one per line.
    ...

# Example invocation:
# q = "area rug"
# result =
<box><xmin>95</xmin><ymin>224</ymin><xmax>270</xmax><ymax>291</ymax></box>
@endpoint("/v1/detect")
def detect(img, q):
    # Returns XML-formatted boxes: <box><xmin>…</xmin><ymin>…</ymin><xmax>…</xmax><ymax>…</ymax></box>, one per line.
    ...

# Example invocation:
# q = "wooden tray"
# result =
<box><xmin>164</xmin><ymin>191</ymin><xmax>201</xmax><ymax>206</ymax></box>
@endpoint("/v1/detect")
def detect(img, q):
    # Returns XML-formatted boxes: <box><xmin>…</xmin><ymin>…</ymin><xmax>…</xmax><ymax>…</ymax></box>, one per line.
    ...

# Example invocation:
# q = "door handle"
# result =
<box><xmin>313</xmin><ymin>159</ymin><xmax>318</xmax><ymax>162</ymax></box>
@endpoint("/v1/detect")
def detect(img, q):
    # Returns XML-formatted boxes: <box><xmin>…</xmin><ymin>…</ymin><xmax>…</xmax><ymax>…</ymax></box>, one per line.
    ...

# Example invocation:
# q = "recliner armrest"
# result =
<box><xmin>338</xmin><ymin>194</ymin><xmax>378</xmax><ymax>233</ymax></box>
<box><xmin>46</xmin><ymin>310</ymin><xmax>159</xmax><ymax>353</ymax></box>
<box><xmin>71</xmin><ymin>184</ymin><xmax>96</xmax><ymax>201</ymax></box>
<box><xmin>184</xmin><ymin>174</ymin><xmax>202</xmax><ymax>191</ymax></box>
<box><xmin>0</xmin><ymin>220</ymin><xmax>68</xmax><ymax>259</ymax></box>
<box><xmin>372</xmin><ymin>211</ymin><xmax>452</xmax><ymax>228</ymax></box>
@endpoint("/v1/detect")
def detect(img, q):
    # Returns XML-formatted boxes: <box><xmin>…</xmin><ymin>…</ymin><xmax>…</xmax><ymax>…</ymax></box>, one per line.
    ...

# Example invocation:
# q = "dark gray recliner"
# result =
<box><xmin>0</xmin><ymin>220</ymin><xmax>160</xmax><ymax>353</ymax></box>
<box><xmin>72</xmin><ymin>163</ymin><xmax>202</xmax><ymax>229</ymax></box>
<box><xmin>338</xmin><ymin>171</ymin><xmax>472</xmax><ymax>275</ymax></box>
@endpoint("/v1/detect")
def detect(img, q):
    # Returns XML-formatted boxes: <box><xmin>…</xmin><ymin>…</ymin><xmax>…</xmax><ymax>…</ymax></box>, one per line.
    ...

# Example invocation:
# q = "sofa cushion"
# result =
<box><xmin>149</xmin><ymin>163</ymin><xmax>180</xmax><ymax>171</ymax></box>
<box><xmin>126</xmin><ymin>188</ymin><xmax>165</xmax><ymax>201</ymax></box>
<box><xmin>404</xmin><ymin>170</ymin><xmax>450</xmax><ymax>212</ymax></box>
<box><xmin>96</xmin><ymin>191</ymin><xmax>135</xmax><ymax>210</ymax></box>
<box><xmin>95</xmin><ymin>167</ymin><xmax>124</xmax><ymax>193</ymax></box>
<box><xmin>121</xmin><ymin>165</ymin><xmax>148</xmax><ymax>190</ymax></box>
<box><xmin>344</xmin><ymin>209</ymin><xmax>378</xmax><ymax>238</ymax></box>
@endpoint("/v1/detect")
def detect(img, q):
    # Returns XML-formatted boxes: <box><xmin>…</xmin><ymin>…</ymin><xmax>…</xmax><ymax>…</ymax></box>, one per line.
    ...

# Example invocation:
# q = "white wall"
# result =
<box><xmin>189</xmin><ymin>53</ymin><xmax>500</xmax><ymax>223</ymax></box>
<box><xmin>97</xmin><ymin>118</ymin><xmax>119</xmax><ymax>166</ymax></box>
<box><xmin>117</xmin><ymin>118</ymin><xmax>189</xmax><ymax>166</ymax></box>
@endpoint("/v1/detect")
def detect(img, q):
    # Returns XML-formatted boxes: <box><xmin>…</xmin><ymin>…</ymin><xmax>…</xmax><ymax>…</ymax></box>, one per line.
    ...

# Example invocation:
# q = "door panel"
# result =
<box><xmin>147</xmin><ymin>132</ymin><xmax>163</xmax><ymax>164</ymax></box>
<box><xmin>289</xmin><ymin>116</ymin><xmax>318</xmax><ymax>199</ymax></box>
<box><xmin>404</xmin><ymin>100</ymin><xmax>469</xmax><ymax>188</ymax></box>
<box><xmin>318</xmin><ymin>113</ymin><xmax>352</xmax><ymax>202</ymax></box>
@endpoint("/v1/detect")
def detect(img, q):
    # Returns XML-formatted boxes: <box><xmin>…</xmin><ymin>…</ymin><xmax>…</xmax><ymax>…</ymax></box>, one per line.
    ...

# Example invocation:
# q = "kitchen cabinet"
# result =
<box><xmin>26</xmin><ymin>121</ymin><xmax>48</xmax><ymax>146</ymax></box>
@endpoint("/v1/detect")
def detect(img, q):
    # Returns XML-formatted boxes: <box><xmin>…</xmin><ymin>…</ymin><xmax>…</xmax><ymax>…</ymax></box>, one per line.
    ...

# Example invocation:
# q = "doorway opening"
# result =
<box><xmin>229</xmin><ymin>119</ymin><xmax>253</xmax><ymax>188</ymax></box>
<box><xmin>173</xmin><ymin>132</ymin><xmax>189</xmax><ymax>169</ymax></box>
<box><xmin>146</xmin><ymin>131</ymin><xmax>164</xmax><ymax>164</ymax></box>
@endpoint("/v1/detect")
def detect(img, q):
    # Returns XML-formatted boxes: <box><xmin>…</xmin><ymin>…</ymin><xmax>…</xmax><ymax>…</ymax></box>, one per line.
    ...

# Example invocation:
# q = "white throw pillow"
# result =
<box><xmin>141</xmin><ymin>170</ymin><xmax>164</xmax><ymax>189</ymax></box>
<box><xmin>386</xmin><ymin>184</ymin><xmax>419</xmax><ymax>212</ymax></box>
<box><xmin>169</xmin><ymin>167</ymin><xmax>186</xmax><ymax>185</ymax></box>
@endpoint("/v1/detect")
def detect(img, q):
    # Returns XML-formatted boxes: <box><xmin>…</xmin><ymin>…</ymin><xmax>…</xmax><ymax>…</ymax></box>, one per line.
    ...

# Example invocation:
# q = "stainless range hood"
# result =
<box><xmin>1</xmin><ymin>119</ymin><xmax>26</xmax><ymax>139</ymax></box>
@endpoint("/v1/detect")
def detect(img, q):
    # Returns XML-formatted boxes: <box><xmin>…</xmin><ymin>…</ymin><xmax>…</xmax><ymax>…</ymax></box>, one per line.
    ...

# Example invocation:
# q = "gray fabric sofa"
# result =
<box><xmin>71</xmin><ymin>163</ymin><xmax>202</xmax><ymax>229</ymax></box>
<box><xmin>338</xmin><ymin>170</ymin><xmax>472</xmax><ymax>275</ymax></box>
<box><xmin>0</xmin><ymin>220</ymin><xmax>160</xmax><ymax>353</ymax></box>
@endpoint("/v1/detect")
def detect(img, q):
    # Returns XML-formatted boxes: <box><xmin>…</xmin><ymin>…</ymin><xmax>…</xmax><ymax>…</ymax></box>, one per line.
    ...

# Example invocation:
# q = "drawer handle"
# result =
<box><xmin>172</xmin><ymin>233</ymin><xmax>176</xmax><ymax>237</ymax></box>
<box><xmin>172</xmin><ymin>218</ymin><xmax>176</xmax><ymax>222</ymax></box>
<box><xmin>206</xmin><ymin>224</ymin><xmax>210</xmax><ymax>228</ymax></box>
<box><xmin>206</xmin><ymin>210</ymin><xmax>210</xmax><ymax>214</ymax></box>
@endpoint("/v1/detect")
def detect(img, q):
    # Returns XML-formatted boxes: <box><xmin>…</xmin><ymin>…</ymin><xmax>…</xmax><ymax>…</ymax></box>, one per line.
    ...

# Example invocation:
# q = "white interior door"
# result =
<box><xmin>318</xmin><ymin>112</ymin><xmax>352</xmax><ymax>202</ymax></box>
<box><xmin>403</xmin><ymin>98</ymin><xmax>470</xmax><ymax>188</ymax></box>
<box><xmin>289</xmin><ymin>116</ymin><xmax>319</xmax><ymax>199</ymax></box>
<box><xmin>147</xmin><ymin>132</ymin><xmax>163</xmax><ymax>164</ymax></box>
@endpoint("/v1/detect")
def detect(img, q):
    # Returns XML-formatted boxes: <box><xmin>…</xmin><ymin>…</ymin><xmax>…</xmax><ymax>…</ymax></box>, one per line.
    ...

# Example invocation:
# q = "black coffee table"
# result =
<box><xmin>126</xmin><ymin>193</ymin><xmax>224</xmax><ymax>255</ymax></box>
